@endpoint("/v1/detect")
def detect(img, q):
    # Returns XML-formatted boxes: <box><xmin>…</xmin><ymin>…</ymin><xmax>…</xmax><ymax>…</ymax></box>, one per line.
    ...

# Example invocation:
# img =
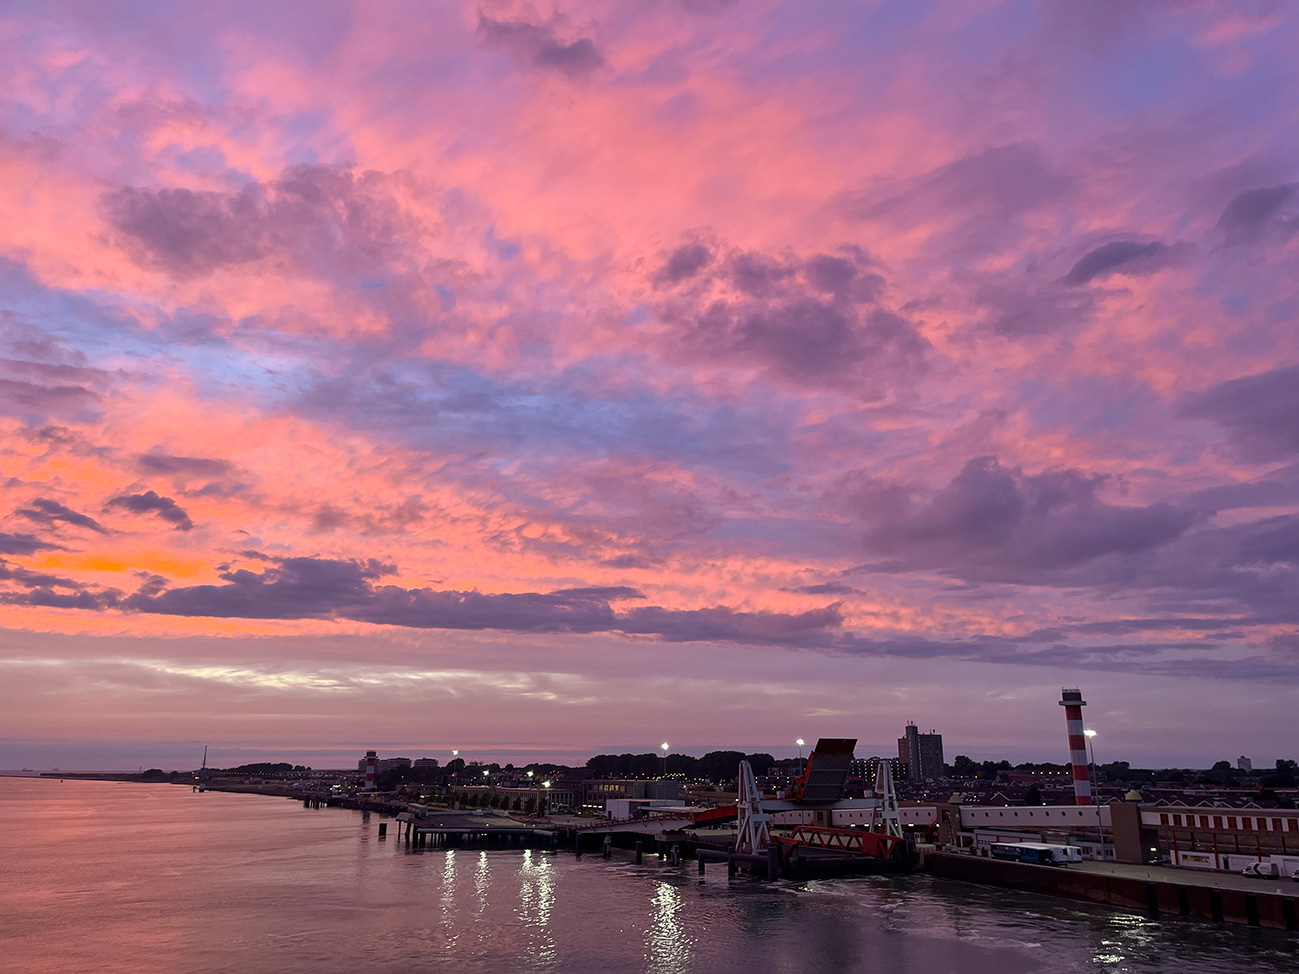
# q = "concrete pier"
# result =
<box><xmin>926</xmin><ymin>852</ymin><xmax>1299</xmax><ymax>931</ymax></box>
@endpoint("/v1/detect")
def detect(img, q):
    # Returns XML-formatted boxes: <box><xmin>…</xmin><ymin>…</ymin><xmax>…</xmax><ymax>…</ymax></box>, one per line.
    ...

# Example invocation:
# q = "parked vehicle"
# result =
<box><xmin>1241</xmin><ymin>861</ymin><xmax>1280</xmax><ymax>878</ymax></box>
<box><xmin>989</xmin><ymin>842</ymin><xmax>1083</xmax><ymax>866</ymax></box>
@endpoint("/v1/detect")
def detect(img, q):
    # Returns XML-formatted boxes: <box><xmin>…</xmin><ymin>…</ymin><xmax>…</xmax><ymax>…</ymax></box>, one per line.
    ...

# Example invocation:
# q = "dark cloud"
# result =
<box><xmin>0</xmin><ymin>376</ymin><xmax>99</xmax><ymax>418</ymax></box>
<box><xmin>654</xmin><ymin>242</ymin><xmax>713</xmax><ymax>286</ymax></box>
<box><xmin>0</xmin><ymin>531</ymin><xmax>62</xmax><ymax>555</ymax></box>
<box><xmin>600</xmin><ymin>553</ymin><xmax>661</xmax><ymax>569</ymax></box>
<box><xmin>794</xmin><ymin>582</ymin><xmax>862</xmax><ymax>596</ymax></box>
<box><xmin>655</xmin><ymin>244</ymin><xmax>925</xmax><ymax>396</ymax></box>
<box><xmin>0</xmin><ymin>561</ymin><xmax>80</xmax><ymax>589</ymax></box>
<box><xmin>477</xmin><ymin>13</ymin><xmax>604</xmax><ymax>79</ymax></box>
<box><xmin>136</xmin><ymin>454</ymin><xmax>235</xmax><ymax>477</ymax></box>
<box><xmin>15</xmin><ymin>498</ymin><xmax>107</xmax><ymax>534</ymax></box>
<box><xmin>354</xmin><ymin>586</ymin><xmax>623</xmax><ymax>632</ymax></box>
<box><xmin>974</xmin><ymin>277</ymin><xmax>1094</xmax><ymax>337</ymax></box>
<box><xmin>126</xmin><ymin>557</ymin><xmax>387</xmax><ymax>619</ymax></box>
<box><xmin>104</xmin><ymin>164</ymin><xmax>417</xmax><ymax>279</ymax></box>
<box><xmin>1179</xmin><ymin>364</ymin><xmax>1299</xmax><ymax>463</ymax></box>
<box><xmin>21</xmin><ymin>550</ymin><xmax>1299</xmax><ymax>682</ymax></box>
<box><xmin>0</xmin><ymin>557</ymin><xmax>118</xmax><ymax>611</ymax></box>
<box><xmin>2</xmin><ymin>587</ymin><xmax>118</xmax><ymax>610</ymax></box>
<box><xmin>1125</xmin><ymin>513</ymin><xmax>1299</xmax><ymax>627</ymax></box>
<box><xmin>620</xmin><ymin>604</ymin><xmax>844</xmax><ymax>645</ymax></box>
<box><xmin>105</xmin><ymin>490</ymin><xmax>194</xmax><ymax>531</ymax></box>
<box><xmin>549</xmin><ymin>586</ymin><xmax>646</xmax><ymax>601</ymax></box>
<box><xmin>119</xmin><ymin>554</ymin><xmax>844</xmax><ymax>645</ymax></box>
<box><xmin>859</xmin><ymin>457</ymin><xmax>1196</xmax><ymax>583</ymax></box>
<box><xmin>852</xmin><ymin>142</ymin><xmax>1071</xmax><ymax>224</ymax></box>
<box><xmin>1064</xmin><ymin>240</ymin><xmax>1170</xmax><ymax>285</ymax></box>
<box><xmin>1216</xmin><ymin>184</ymin><xmax>1296</xmax><ymax>245</ymax></box>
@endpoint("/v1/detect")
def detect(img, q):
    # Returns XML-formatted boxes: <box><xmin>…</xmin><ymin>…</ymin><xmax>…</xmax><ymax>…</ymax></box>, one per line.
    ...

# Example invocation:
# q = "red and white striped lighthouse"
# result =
<box><xmin>363</xmin><ymin>750</ymin><xmax>377</xmax><ymax>792</ymax></box>
<box><xmin>1058</xmin><ymin>688</ymin><xmax>1091</xmax><ymax>805</ymax></box>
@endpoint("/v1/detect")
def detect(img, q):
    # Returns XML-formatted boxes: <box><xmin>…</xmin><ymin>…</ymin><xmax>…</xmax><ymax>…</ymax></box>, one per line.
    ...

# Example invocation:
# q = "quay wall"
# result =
<box><xmin>925</xmin><ymin>852</ymin><xmax>1299</xmax><ymax>931</ymax></box>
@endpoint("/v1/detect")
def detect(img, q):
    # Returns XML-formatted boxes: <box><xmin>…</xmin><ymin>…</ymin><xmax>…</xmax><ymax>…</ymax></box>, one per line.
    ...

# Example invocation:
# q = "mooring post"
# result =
<box><xmin>635</xmin><ymin>841</ymin><xmax>643</xmax><ymax>864</ymax></box>
<box><xmin>575</xmin><ymin>833</ymin><xmax>583</xmax><ymax>858</ymax></box>
<box><xmin>603</xmin><ymin>835</ymin><xmax>612</xmax><ymax>859</ymax></box>
<box><xmin>767</xmin><ymin>845</ymin><xmax>781</xmax><ymax>880</ymax></box>
<box><xmin>378</xmin><ymin>822</ymin><xmax>387</xmax><ymax>839</ymax></box>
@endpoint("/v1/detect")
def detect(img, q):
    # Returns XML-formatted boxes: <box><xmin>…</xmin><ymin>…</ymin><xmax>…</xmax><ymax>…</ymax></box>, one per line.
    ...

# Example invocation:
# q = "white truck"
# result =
<box><xmin>1240</xmin><ymin>855</ymin><xmax>1299</xmax><ymax>879</ymax></box>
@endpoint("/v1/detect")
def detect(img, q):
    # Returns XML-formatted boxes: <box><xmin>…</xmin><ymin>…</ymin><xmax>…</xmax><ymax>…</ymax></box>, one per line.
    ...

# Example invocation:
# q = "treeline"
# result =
<box><xmin>220</xmin><ymin>762</ymin><xmax>311</xmax><ymax>775</ymax></box>
<box><xmin>585</xmin><ymin>750</ymin><xmax>775</xmax><ymax>783</ymax></box>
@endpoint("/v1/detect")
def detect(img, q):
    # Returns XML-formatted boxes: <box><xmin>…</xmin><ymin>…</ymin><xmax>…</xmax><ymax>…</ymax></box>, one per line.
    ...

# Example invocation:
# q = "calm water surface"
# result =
<box><xmin>1</xmin><ymin>778</ymin><xmax>1295</xmax><ymax>973</ymax></box>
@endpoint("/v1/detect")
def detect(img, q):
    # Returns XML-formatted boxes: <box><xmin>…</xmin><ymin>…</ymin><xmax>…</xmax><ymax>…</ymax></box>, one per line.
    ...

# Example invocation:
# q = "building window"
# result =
<box><xmin>1289</xmin><ymin>820</ymin><xmax>1298</xmax><ymax>832</ymax></box>
<box><xmin>1214</xmin><ymin>816</ymin><xmax>1222</xmax><ymax>829</ymax></box>
<box><xmin>1274</xmin><ymin>819</ymin><xmax>1283</xmax><ymax>831</ymax></box>
<box><xmin>1160</xmin><ymin>814</ymin><xmax>1169</xmax><ymax>826</ymax></box>
<box><xmin>1227</xmin><ymin>817</ymin><xmax>1237</xmax><ymax>828</ymax></box>
<box><xmin>1173</xmin><ymin>815</ymin><xmax>1182</xmax><ymax>826</ymax></box>
<box><xmin>1242</xmin><ymin>818</ymin><xmax>1253</xmax><ymax>830</ymax></box>
<box><xmin>1201</xmin><ymin>816</ymin><xmax>1211</xmax><ymax>828</ymax></box>
<box><xmin>1260</xmin><ymin>819</ymin><xmax>1269</xmax><ymax>831</ymax></box>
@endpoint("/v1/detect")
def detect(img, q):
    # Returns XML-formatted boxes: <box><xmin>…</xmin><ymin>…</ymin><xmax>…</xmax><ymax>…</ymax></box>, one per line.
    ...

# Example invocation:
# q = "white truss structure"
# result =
<box><xmin>875</xmin><ymin>758</ymin><xmax>903</xmax><ymax>838</ymax></box>
<box><xmin>735</xmin><ymin>760</ymin><xmax>771</xmax><ymax>854</ymax></box>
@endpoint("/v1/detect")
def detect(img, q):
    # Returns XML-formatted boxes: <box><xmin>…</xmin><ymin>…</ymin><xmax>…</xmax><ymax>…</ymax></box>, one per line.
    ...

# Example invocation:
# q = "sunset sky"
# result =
<box><xmin>2</xmin><ymin>1</ymin><xmax>1297</xmax><ymax>770</ymax></box>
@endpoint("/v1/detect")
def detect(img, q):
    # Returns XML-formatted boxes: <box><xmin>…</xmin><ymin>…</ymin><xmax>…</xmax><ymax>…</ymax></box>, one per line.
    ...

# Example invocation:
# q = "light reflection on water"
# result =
<box><xmin>517</xmin><ymin>848</ymin><xmax>557</xmax><ymax>969</ymax></box>
<box><xmin>0</xmin><ymin>779</ymin><xmax>1295</xmax><ymax>974</ymax></box>
<box><xmin>646</xmin><ymin>881</ymin><xmax>692</xmax><ymax>974</ymax></box>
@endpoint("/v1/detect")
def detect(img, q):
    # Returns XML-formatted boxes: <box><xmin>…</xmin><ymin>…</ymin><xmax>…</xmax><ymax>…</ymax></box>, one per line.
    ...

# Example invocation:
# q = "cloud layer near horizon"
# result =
<box><xmin>2</xmin><ymin>1</ymin><xmax>1298</xmax><ymax>764</ymax></box>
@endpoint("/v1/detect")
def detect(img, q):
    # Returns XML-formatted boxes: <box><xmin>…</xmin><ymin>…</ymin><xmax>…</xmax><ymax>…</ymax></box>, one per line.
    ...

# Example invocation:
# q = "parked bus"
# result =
<box><xmin>989</xmin><ymin>842</ymin><xmax>1083</xmax><ymax>866</ymax></box>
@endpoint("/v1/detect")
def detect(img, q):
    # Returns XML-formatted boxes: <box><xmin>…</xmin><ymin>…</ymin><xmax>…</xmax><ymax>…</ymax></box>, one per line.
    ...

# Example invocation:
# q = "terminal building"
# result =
<box><xmin>933</xmin><ymin>800</ymin><xmax>1299</xmax><ymax>869</ymax></box>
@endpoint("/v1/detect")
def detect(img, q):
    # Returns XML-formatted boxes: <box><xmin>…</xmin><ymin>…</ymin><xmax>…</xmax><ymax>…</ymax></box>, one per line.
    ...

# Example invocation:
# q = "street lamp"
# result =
<box><xmin>1084</xmin><ymin>729</ymin><xmax>1104</xmax><ymax>858</ymax></box>
<box><xmin>543</xmin><ymin>780</ymin><xmax>551</xmax><ymax>821</ymax></box>
<box><xmin>660</xmin><ymin>742</ymin><xmax>670</xmax><ymax>778</ymax></box>
<box><xmin>796</xmin><ymin>739</ymin><xmax>805</xmax><ymax>761</ymax></box>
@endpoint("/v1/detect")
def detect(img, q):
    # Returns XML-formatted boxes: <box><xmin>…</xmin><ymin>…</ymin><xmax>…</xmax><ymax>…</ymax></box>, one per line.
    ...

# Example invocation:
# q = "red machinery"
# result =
<box><xmin>771</xmin><ymin>825</ymin><xmax>905</xmax><ymax>860</ymax></box>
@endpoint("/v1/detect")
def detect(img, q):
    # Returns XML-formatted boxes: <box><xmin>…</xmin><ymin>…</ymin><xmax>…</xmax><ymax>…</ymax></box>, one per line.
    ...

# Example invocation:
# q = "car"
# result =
<box><xmin>1241</xmin><ymin>861</ymin><xmax>1280</xmax><ymax>878</ymax></box>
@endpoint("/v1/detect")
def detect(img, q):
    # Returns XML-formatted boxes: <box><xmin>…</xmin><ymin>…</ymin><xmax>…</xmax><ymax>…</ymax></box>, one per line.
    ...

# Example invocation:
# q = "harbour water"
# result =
<box><xmin>0</xmin><ymin>778</ymin><xmax>1294</xmax><ymax>973</ymax></box>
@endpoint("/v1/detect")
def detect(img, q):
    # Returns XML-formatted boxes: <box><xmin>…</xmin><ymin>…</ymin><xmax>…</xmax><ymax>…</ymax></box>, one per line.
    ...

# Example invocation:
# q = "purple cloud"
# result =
<box><xmin>1217</xmin><ymin>184</ymin><xmax>1296</xmax><ymax>245</ymax></box>
<box><xmin>477</xmin><ymin>12</ymin><xmax>605</xmax><ymax>79</ymax></box>
<box><xmin>15</xmin><ymin>498</ymin><xmax>107</xmax><ymax>534</ymax></box>
<box><xmin>1064</xmin><ymin>240</ymin><xmax>1172</xmax><ymax>285</ymax></box>
<box><xmin>655</xmin><ymin>244</ymin><xmax>924</xmax><ymax>395</ymax></box>
<box><xmin>105</xmin><ymin>490</ymin><xmax>194</xmax><ymax>531</ymax></box>
<box><xmin>654</xmin><ymin>241</ymin><xmax>714</xmax><ymax>287</ymax></box>
<box><xmin>859</xmin><ymin>457</ymin><xmax>1196</xmax><ymax>583</ymax></box>
<box><xmin>1179</xmin><ymin>364</ymin><xmax>1299</xmax><ymax>463</ymax></box>
<box><xmin>849</xmin><ymin>142</ymin><xmax>1072</xmax><ymax>224</ymax></box>
<box><xmin>136</xmin><ymin>454</ymin><xmax>235</xmax><ymax>477</ymax></box>
<box><xmin>104</xmin><ymin>164</ymin><xmax>416</xmax><ymax>279</ymax></box>
<box><xmin>0</xmin><ymin>531</ymin><xmax>62</xmax><ymax>555</ymax></box>
<box><xmin>118</xmin><ymin>555</ymin><xmax>845</xmax><ymax>646</ymax></box>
